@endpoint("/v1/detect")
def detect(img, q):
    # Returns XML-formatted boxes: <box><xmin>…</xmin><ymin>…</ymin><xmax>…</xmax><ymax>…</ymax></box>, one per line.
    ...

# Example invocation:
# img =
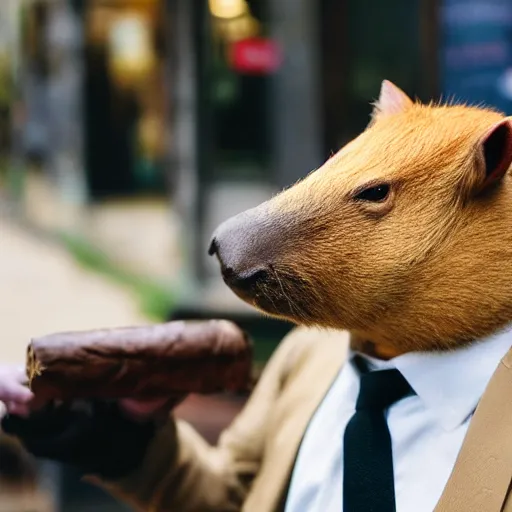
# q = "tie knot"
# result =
<box><xmin>356</xmin><ymin>368</ymin><xmax>414</xmax><ymax>411</ymax></box>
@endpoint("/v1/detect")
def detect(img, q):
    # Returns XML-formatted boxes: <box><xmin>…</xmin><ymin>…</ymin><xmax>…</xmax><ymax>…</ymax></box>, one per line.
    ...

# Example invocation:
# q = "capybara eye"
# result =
<box><xmin>354</xmin><ymin>184</ymin><xmax>390</xmax><ymax>202</ymax></box>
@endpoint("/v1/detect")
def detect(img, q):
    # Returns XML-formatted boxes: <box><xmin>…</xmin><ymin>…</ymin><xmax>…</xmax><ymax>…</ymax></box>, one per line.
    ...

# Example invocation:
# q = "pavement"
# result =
<box><xmin>21</xmin><ymin>172</ymin><xmax>180</xmax><ymax>280</ymax></box>
<box><xmin>0</xmin><ymin>214</ymin><xmax>148</xmax><ymax>364</ymax></box>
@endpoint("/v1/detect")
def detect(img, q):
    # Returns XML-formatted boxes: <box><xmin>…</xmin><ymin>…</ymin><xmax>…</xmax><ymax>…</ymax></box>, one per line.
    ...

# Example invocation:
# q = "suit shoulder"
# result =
<box><xmin>276</xmin><ymin>326</ymin><xmax>350</xmax><ymax>379</ymax></box>
<box><xmin>280</xmin><ymin>325</ymin><xmax>350</xmax><ymax>354</ymax></box>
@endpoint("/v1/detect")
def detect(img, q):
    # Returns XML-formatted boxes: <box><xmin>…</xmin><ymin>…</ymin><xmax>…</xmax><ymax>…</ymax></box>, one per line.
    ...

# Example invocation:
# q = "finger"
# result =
<box><xmin>0</xmin><ymin>382</ymin><xmax>34</xmax><ymax>404</ymax></box>
<box><xmin>0</xmin><ymin>365</ymin><xmax>29</xmax><ymax>385</ymax></box>
<box><xmin>119</xmin><ymin>398</ymin><xmax>169</xmax><ymax>419</ymax></box>
<box><xmin>6</xmin><ymin>401</ymin><xmax>31</xmax><ymax>417</ymax></box>
<box><xmin>120</xmin><ymin>395</ymin><xmax>188</xmax><ymax>424</ymax></box>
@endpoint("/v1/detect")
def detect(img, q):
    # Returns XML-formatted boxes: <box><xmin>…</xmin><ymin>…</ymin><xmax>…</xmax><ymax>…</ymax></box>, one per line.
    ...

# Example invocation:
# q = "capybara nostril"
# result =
<box><xmin>222</xmin><ymin>267</ymin><xmax>269</xmax><ymax>298</ymax></box>
<box><xmin>208</xmin><ymin>237</ymin><xmax>219</xmax><ymax>257</ymax></box>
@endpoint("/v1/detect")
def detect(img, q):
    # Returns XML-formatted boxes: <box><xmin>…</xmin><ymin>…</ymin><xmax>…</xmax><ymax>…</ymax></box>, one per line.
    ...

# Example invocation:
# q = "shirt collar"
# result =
<box><xmin>351</xmin><ymin>325</ymin><xmax>512</xmax><ymax>431</ymax></box>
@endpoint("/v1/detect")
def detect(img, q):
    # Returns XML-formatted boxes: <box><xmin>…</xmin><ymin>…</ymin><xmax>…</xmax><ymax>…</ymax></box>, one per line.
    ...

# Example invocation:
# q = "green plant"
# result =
<box><xmin>59</xmin><ymin>232</ymin><xmax>176</xmax><ymax>321</ymax></box>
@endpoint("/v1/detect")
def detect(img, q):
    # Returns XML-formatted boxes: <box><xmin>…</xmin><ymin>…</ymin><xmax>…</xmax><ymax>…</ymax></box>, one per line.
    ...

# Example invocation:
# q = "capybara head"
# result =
<box><xmin>210</xmin><ymin>81</ymin><xmax>512</xmax><ymax>353</ymax></box>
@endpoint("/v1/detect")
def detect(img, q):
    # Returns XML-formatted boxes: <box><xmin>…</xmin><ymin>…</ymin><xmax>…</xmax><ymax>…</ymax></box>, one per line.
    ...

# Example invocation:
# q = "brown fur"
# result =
<box><xmin>212</xmin><ymin>82</ymin><xmax>512</xmax><ymax>354</ymax></box>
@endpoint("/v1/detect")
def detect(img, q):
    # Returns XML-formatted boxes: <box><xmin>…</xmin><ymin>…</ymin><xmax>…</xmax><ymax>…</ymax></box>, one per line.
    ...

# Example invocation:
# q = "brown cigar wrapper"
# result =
<box><xmin>26</xmin><ymin>320</ymin><xmax>252</xmax><ymax>401</ymax></box>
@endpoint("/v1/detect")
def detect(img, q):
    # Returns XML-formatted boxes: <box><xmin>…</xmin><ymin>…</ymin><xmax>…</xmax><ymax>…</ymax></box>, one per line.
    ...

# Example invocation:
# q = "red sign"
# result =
<box><xmin>230</xmin><ymin>38</ymin><xmax>283</xmax><ymax>75</ymax></box>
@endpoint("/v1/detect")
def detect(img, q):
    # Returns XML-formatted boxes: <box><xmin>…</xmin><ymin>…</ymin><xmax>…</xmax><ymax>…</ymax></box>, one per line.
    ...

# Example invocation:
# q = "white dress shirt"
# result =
<box><xmin>285</xmin><ymin>326</ymin><xmax>512</xmax><ymax>512</ymax></box>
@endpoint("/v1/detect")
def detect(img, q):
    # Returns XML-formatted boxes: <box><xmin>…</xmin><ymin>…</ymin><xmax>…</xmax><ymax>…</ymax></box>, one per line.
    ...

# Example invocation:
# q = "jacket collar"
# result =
<box><xmin>354</xmin><ymin>325</ymin><xmax>512</xmax><ymax>431</ymax></box>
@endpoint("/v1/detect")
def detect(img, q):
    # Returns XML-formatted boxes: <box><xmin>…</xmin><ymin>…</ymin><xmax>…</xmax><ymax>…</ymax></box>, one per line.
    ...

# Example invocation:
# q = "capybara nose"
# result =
<box><xmin>209</xmin><ymin>210</ymin><xmax>271</xmax><ymax>298</ymax></box>
<box><xmin>221</xmin><ymin>267</ymin><xmax>269</xmax><ymax>297</ymax></box>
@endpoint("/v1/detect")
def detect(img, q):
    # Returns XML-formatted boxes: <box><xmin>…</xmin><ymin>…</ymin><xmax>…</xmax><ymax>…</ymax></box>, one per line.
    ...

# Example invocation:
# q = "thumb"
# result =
<box><xmin>120</xmin><ymin>395</ymin><xmax>187</xmax><ymax>422</ymax></box>
<box><xmin>0</xmin><ymin>365</ymin><xmax>33</xmax><ymax>405</ymax></box>
<box><xmin>119</xmin><ymin>398</ymin><xmax>170</xmax><ymax>420</ymax></box>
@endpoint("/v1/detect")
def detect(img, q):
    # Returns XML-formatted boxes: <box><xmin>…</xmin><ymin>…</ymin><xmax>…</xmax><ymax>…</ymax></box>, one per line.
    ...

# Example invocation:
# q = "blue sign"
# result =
<box><xmin>441</xmin><ymin>0</ymin><xmax>512</xmax><ymax>113</ymax></box>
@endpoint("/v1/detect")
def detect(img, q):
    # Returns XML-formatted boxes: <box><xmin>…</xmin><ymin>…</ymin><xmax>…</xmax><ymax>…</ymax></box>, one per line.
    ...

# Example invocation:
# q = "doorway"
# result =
<box><xmin>82</xmin><ymin>0</ymin><xmax>171</xmax><ymax>200</ymax></box>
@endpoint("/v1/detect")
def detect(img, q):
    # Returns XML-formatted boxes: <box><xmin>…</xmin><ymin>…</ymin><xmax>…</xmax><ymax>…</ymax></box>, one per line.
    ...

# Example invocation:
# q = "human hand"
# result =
<box><xmin>0</xmin><ymin>364</ymin><xmax>35</xmax><ymax>417</ymax></box>
<box><xmin>1</xmin><ymin>400</ymin><xmax>159</xmax><ymax>480</ymax></box>
<box><xmin>0</xmin><ymin>363</ymin><xmax>186</xmax><ymax>479</ymax></box>
<box><xmin>1</xmin><ymin>389</ymin><xmax>186</xmax><ymax>480</ymax></box>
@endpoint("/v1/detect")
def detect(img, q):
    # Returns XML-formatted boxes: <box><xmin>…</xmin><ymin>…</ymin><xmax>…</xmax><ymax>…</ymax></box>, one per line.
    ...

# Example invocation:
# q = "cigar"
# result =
<box><xmin>26</xmin><ymin>320</ymin><xmax>252</xmax><ymax>401</ymax></box>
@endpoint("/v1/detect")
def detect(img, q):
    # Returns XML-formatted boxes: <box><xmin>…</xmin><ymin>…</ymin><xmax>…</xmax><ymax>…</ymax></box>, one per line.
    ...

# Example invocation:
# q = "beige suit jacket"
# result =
<box><xmin>93</xmin><ymin>327</ymin><xmax>512</xmax><ymax>512</ymax></box>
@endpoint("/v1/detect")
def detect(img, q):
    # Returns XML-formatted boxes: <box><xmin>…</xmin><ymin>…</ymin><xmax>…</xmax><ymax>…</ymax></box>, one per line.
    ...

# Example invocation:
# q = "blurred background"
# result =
<box><xmin>0</xmin><ymin>0</ymin><xmax>510</xmax><ymax>509</ymax></box>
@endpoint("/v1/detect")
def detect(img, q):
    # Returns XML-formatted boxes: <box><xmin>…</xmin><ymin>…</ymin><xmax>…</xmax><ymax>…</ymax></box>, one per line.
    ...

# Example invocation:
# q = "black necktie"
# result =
<box><xmin>343</xmin><ymin>358</ymin><xmax>414</xmax><ymax>512</ymax></box>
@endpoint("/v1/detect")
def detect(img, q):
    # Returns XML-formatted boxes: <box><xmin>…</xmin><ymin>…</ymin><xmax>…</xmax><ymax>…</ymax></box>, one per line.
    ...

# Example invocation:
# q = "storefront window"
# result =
<box><xmin>206</xmin><ymin>0</ymin><xmax>275</xmax><ymax>182</ymax></box>
<box><xmin>83</xmin><ymin>0</ymin><xmax>170</xmax><ymax>199</ymax></box>
<box><xmin>440</xmin><ymin>0</ymin><xmax>512</xmax><ymax>113</ymax></box>
<box><xmin>321</xmin><ymin>0</ymin><xmax>424</xmax><ymax>153</ymax></box>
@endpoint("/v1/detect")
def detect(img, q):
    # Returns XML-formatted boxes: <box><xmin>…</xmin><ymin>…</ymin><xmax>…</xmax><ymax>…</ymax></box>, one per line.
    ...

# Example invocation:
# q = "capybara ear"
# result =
<box><xmin>476</xmin><ymin>117</ymin><xmax>512</xmax><ymax>192</ymax></box>
<box><xmin>371</xmin><ymin>80</ymin><xmax>414</xmax><ymax>119</ymax></box>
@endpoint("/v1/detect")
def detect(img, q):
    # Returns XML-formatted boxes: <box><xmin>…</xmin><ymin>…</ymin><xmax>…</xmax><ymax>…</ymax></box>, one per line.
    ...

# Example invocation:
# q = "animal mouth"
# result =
<box><xmin>224</xmin><ymin>265</ymin><xmax>312</xmax><ymax>321</ymax></box>
<box><xmin>252</xmin><ymin>291</ymin><xmax>297</xmax><ymax>317</ymax></box>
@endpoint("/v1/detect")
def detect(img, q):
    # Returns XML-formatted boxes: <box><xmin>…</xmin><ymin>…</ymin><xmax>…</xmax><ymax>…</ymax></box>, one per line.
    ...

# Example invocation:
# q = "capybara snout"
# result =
<box><xmin>210</xmin><ymin>205</ymin><xmax>297</xmax><ymax>312</ymax></box>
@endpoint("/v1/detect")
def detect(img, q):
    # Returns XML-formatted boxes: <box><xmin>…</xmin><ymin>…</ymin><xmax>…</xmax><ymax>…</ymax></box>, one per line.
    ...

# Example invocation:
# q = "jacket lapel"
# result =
<box><xmin>243</xmin><ymin>333</ymin><xmax>349</xmax><ymax>512</ymax></box>
<box><xmin>273</xmin><ymin>372</ymin><xmax>343</xmax><ymax>512</ymax></box>
<box><xmin>435</xmin><ymin>347</ymin><xmax>512</xmax><ymax>512</ymax></box>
